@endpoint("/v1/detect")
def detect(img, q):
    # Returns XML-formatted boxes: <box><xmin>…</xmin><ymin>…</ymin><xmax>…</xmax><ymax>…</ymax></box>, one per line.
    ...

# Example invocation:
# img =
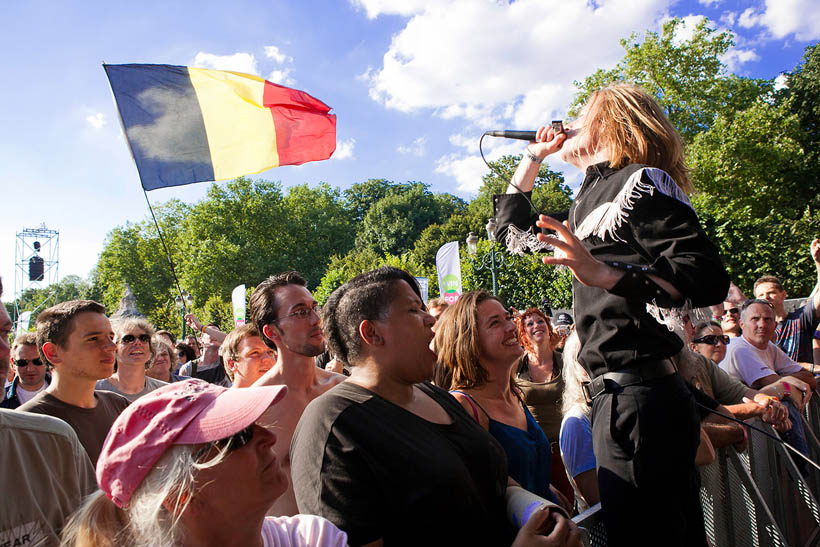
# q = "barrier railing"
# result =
<box><xmin>573</xmin><ymin>405</ymin><xmax>820</xmax><ymax>547</ymax></box>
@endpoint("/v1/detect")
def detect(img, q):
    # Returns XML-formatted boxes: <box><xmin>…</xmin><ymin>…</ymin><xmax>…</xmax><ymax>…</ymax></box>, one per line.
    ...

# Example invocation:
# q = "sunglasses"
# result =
<box><xmin>121</xmin><ymin>333</ymin><xmax>151</xmax><ymax>344</ymax></box>
<box><xmin>15</xmin><ymin>358</ymin><xmax>44</xmax><ymax>368</ymax></box>
<box><xmin>724</xmin><ymin>308</ymin><xmax>739</xmax><ymax>316</ymax></box>
<box><xmin>693</xmin><ymin>334</ymin><xmax>730</xmax><ymax>346</ymax></box>
<box><xmin>177</xmin><ymin>352</ymin><xmax>186</xmax><ymax>358</ymax></box>
<box><xmin>194</xmin><ymin>425</ymin><xmax>254</xmax><ymax>460</ymax></box>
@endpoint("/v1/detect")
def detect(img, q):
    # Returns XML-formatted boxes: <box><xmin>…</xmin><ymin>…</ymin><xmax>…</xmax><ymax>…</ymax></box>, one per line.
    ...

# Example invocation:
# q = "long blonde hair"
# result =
<box><xmin>582</xmin><ymin>83</ymin><xmax>692</xmax><ymax>193</ymax></box>
<box><xmin>560</xmin><ymin>331</ymin><xmax>590</xmax><ymax>417</ymax></box>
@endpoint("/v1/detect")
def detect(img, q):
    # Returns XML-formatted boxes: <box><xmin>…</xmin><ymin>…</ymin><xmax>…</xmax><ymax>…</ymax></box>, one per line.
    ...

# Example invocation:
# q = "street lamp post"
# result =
<box><xmin>466</xmin><ymin>218</ymin><xmax>510</xmax><ymax>296</ymax></box>
<box><xmin>174</xmin><ymin>290</ymin><xmax>194</xmax><ymax>338</ymax></box>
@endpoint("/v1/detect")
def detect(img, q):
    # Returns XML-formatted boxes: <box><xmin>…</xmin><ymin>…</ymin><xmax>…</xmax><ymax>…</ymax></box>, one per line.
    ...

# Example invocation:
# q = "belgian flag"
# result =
<box><xmin>104</xmin><ymin>63</ymin><xmax>337</xmax><ymax>191</ymax></box>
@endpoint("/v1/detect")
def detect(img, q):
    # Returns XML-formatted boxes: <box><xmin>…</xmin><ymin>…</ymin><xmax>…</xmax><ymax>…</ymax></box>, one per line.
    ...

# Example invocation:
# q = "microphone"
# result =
<box><xmin>484</xmin><ymin>130</ymin><xmax>536</xmax><ymax>141</ymax></box>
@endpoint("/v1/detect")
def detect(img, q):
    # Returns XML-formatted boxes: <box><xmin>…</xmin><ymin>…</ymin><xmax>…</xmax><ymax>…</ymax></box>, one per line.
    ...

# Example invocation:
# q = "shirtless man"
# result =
<box><xmin>251</xmin><ymin>271</ymin><xmax>345</xmax><ymax>516</ymax></box>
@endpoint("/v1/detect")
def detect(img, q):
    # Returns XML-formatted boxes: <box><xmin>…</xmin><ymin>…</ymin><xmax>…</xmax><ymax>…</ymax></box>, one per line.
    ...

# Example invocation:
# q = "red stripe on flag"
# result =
<box><xmin>263</xmin><ymin>81</ymin><xmax>337</xmax><ymax>166</ymax></box>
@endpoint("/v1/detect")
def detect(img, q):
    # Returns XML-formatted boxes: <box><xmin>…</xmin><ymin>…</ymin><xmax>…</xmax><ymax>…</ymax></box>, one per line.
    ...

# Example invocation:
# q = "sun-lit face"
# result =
<box><xmin>741</xmin><ymin>303</ymin><xmax>777</xmax><ymax>349</ymax></box>
<box><xmin>722</xmin><ymin>303</ymin><xmax>741</xmax><ymax>334</ymax></box>
<box><xmin>12</xmin><ymin>344</ymin><xmax>47</xmax><ymax>388</ymax></box>
<box><xmin>373</xmin><ymin>281</ymin><xmax>438</xmax><ymax>383</ymax></box>
<box><xmin>754</xmin><ymin>282</ymin><xmax>786</xmax><ymax>311</ymax></box>
<box><xmin>691</xmin><ymin>325</ymin><xmax>727</xmax><ymax>364</ymax></box>
<box><xmin>230</xmin><ymin>335</ymin><xmax>276</xmax><ymax>388</ymax></box>
<box><xmin>46</xmin><ymin>312</ymin><xmax>117</xmax><ymax>380</ymax></box>
<box><xmin>191</xmin><ymin>423</ymin><xmax>287</xmax><ymax>520</ymax></box>
<box><xmin>264</xmin><ymin>285</ymin><xmax>325</xmax><ymax>358</ymax></box>
<box><xmin>116</xmin><ymin>329</ymin><xmax>151</xmax><ymax>368</ymax></box>
<box><xmin>0</xmin><ymin>305</ymin><xmax>11</xmax><ymax>384</ymax></box>
<box><xmin>559</xmin><ymin>103</ymin><xmax>600</xmax><ymax>169</ymax></box>
<box><xmin>477</xmin><ymin>299</ymin><xmax>523</xmax><ymax>370</ymax></box>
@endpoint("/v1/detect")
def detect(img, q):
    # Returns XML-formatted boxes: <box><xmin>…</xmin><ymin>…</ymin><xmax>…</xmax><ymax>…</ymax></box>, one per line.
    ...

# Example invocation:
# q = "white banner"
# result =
<box><xmin>415</xmin><ymin>277</ymin><xmax>429</xmax><ymax>304</ymax></box>
<box><xmin>16</xmin><ymin>311</ymin><xmax>32</xmax><ymax>334</ymax></box>
<box><xmin>435</xmin><ymin>241</ymin><xmax>462</xmax><ymax>305</ymax></box>
<box><xmin>231</xmin><ymin>284</ymin><xmax>246</xmax><ymax>327</ymax></box>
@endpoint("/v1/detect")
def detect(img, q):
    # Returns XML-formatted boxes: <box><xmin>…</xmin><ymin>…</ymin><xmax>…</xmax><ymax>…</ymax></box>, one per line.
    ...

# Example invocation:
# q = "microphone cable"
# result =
<box><xmin>695</xmin><ymin>401</ymin><xmax>820</xmax><ymax>473</ymax></box>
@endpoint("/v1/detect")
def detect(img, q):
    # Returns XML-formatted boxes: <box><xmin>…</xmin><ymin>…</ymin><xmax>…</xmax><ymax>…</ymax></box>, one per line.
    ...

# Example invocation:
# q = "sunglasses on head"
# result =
<box><xmin>121</xmin><ymin>333</ymin><xmax>151</xmax><ymax>344</ymax></box>
<box><xmin>15</xmin><ymin>358</ymin><xmax>44</xmax><ymax>368</ymax></box>
<box><xmin>693</xmin><ymin>334</ymin><xmax>730</xmax><ymax>346</ymax></box>
<box><xmin>194</xmin><ymin>425</ymin><xmax>254</xmax><ymax>460</ymax></box>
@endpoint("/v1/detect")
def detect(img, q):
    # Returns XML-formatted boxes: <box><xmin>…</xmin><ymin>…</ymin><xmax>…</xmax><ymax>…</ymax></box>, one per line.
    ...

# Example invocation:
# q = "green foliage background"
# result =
<box><xmin>8</xmin><ymin>21</ymin><xmax>820</xmax><ymax>336</ymax></box>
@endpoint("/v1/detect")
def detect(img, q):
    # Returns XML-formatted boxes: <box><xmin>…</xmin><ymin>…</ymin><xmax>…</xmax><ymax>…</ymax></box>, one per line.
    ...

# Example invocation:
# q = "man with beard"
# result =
<box><xmin>250</xmin><ymin>271</ymin><xmax>345</xmax><ymax>516</ymax></box>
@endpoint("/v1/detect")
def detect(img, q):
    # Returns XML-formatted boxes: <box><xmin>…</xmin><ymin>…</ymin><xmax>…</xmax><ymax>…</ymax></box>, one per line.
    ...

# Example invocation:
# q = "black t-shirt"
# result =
<box><xmin>291</xmin><ymin>381</ymin><xmax>510</xmax><ymax>547</ymax></box>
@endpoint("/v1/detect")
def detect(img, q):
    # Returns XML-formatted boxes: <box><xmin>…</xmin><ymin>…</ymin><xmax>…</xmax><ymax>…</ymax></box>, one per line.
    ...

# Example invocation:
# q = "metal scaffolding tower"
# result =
<box><xmin>14</xmin><ymin>225</ymin><xmax>59</xmax><ymax>328</ymax></box>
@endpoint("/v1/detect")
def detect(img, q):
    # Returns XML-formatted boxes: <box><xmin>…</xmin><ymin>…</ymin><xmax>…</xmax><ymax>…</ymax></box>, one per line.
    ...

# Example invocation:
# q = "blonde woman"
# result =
<box><xmin>495</xmin><ymin>83</ymin><xmax>729</xmax><ymax>545</ymax></box>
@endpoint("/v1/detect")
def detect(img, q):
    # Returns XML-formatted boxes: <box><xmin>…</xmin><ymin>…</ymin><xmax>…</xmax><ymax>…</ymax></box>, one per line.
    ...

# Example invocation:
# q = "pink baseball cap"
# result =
<box><xmin>97</xmin><ymin>378</ymin><xmax>287</xmax><ymax>508</ymax></box>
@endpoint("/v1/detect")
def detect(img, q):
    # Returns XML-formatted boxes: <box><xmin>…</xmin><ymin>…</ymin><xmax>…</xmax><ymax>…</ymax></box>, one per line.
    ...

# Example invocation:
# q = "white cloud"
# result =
<box><xmin>434</xmin><ymin>153</ymin><xmax>489</xmax><ymax>193</ymax></box>
<box><xmin>722</xmin><ymin>47</ymin><xmax>760</xmax><ymax>72</ymax></box>
<box><xmin>264</xmin><ymin>45</ymin><xmax>293</xmax><ymax>64</ymax></box>
<box><xmin>774</xmin><ymin>73</ymin><xmax>788</xmax><ymax>91</ymax></box>
<box><xmin>697</xmin><ymin>0</ymin><xmax>720</xmax><ymax>5</ymax></box>
<box><xmin>268</xmin><ymin>68</ymin><xmax>295</xmax><ymax>86</ymax></box>
<box><xmin>738</xmin><ymin>7</ymin><xmax>760</xmax><ymax>28</ymax></box>
<box><xmin>192</xmin><ymin>52</ymin><xmax>259</xmax><ymax>75</ymax></box>
<box><xmin>362</xmin><ymin>0</ymin><xmax>673</xmax><ymax>121</ymax></box>
<box><xmin>349</xmin><ymin>0</ymin><xmax>434</xmax><ymax>19</ymax></box>
<box><xmin>719</xmin><ymin>11</ymin><xmax>736</xmax><ymax>26</ymax></box>
<box><xmin>333</xmin><ymin>138</ymin><xmax>356</xmax><ymax>160</ymax></box>
<box><xmin>755</xmin><ymin>0</ymin><xmax>820</xmax><ymax>40</ymax></box>
<box><xmin>358</xmin><ymin>0</ymin><xmax>676</xmax><ymax>188</ymax></box>
<box><xmin>397</xmin><ymin>136</ymin><xmax>427</xmax><ymax>156</ymax></box>
<box><xmin>86</xmin><ymin>112</ymin><xmax>106</xmax><ymax>129</ymax></box>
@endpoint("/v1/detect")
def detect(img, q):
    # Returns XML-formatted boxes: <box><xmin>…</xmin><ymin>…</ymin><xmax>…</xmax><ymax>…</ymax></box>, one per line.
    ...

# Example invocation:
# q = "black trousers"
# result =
<box><xmin>591</xmin><ymin>373</ymin><xmax>707</xmax><ymax>547</ymax></box>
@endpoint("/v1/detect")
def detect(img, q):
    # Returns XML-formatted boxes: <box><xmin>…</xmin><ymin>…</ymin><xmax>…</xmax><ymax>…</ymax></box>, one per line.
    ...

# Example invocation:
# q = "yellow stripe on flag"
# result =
<box><xmin>188</xmin><ymin>68</ymin><xmax>280</xmax><ymax>180</ymax></box>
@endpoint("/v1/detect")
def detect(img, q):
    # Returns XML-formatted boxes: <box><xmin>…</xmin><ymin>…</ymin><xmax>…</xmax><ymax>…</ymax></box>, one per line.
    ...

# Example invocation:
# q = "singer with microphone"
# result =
<box><xmin>492</xmin><ymin>84</ymin><xmax>729</xmax><ymax>547</ymax></box>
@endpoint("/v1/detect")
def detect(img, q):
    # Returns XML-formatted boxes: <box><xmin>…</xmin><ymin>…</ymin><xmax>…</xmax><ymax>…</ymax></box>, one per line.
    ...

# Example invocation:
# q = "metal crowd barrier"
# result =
<box><xmin>573</xmin><ymin>403</ymin><xmax>820</xmax><ymax>547</ymax></box>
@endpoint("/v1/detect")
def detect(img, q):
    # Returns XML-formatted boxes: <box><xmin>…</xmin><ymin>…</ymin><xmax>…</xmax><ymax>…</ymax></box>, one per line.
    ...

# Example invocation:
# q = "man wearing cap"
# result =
<box><xmin>250</xmin><ymin>271</ymin><xmax>345</xmax><ymax>516</ymax></box>
<box><xmin>18</xmin><ymin>300</ymin><xmax>130</xmax><ymax>465</ymax></box>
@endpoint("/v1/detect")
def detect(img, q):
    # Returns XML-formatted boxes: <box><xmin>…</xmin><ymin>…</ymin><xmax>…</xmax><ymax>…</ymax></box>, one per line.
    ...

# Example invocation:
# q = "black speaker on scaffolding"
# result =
<box><xmin>29</xmin><ymin>256</ymin><xmax>44</xmax><ymax>281</ymax></box>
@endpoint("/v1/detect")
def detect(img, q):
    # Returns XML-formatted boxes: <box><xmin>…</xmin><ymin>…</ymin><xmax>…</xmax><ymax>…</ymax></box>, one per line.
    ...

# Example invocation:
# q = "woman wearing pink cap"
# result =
<box><xmin>61</xmin><ymin>379</ymin><xmax>347</xmax><ymax>547</ymax></box>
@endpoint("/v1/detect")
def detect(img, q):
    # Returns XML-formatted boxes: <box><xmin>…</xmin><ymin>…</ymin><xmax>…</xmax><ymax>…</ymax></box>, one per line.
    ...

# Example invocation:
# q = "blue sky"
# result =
<box><xmin>1</xmin><ymin>0</ymin><xmax>818</xmax><ymax>302</ymax></box>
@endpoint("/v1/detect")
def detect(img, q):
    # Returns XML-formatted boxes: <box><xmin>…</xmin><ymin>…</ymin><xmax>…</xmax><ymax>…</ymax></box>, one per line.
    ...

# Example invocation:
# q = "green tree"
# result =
<box><xmin>461</xmin><ymin>241</ymin><xmax>573</xmax><ymax>310</ymax></box>
<box><xmin>356</xmin><ymin>183</ymin><xmax>467</xmax><ymax>256</ymax></box>
<box><xmin>313</xmin><ymin>248</ymin><xmax>433</xmax><ymax>305</ymax></box>
<box><xmin>409</xmin><ymin>155</ymin><xmax>571</xmax><ymax>269</ymax></box>
<box><xmin>572</xmin><ymin>17</ymin><xmax>771</xmax><ymax>141</ymax></box>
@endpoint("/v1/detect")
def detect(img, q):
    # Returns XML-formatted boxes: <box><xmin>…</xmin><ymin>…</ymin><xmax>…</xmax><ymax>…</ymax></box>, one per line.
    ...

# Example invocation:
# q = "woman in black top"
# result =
<box><xmin>291</xmin><ymin>267</ymin><xmax>581</xmax><ymax>547</ymax></box>
<box><xmin>494</xmin><ymin>84</ymin><xmax>729</xmax><ymax>546</ymax></box>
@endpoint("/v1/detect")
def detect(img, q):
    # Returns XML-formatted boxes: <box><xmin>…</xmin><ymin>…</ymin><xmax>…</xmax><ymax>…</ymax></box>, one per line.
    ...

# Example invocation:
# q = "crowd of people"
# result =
<box><xmin>2</xmin><ymin>83</ymin><xmax>819</xmax><ymax>546</ymax></box>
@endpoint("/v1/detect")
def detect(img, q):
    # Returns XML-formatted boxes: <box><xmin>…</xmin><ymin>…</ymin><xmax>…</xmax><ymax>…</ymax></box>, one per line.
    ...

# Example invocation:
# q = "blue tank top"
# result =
<box><xmin>451</xmin><ymin>391</ymin><xmax>553</xmax><ymax>501</ymax></box>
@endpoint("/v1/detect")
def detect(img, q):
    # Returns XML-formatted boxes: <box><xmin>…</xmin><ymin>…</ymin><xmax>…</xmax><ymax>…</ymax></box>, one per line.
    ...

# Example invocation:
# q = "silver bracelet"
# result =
<box><xmin>525</xmin><ymin>149</ymin><xmax>544</xmax><ymax>164</ymax></box>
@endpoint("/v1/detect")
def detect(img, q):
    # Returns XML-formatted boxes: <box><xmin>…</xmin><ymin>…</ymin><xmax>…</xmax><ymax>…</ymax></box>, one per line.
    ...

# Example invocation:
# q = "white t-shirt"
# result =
<box><xmin>15</xmin><ymin>383</ymin><xmax>47</xmax><ymax>405</ymax></box>
<box><xmin>720</xmin><ymin>335</ymin><xmax>802</xmax><ymax>386</ymax></box>
<box><xmin>261</xmin><ymin>515</ymin><xmax>348</xmax><ymax>547</ymax></box>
